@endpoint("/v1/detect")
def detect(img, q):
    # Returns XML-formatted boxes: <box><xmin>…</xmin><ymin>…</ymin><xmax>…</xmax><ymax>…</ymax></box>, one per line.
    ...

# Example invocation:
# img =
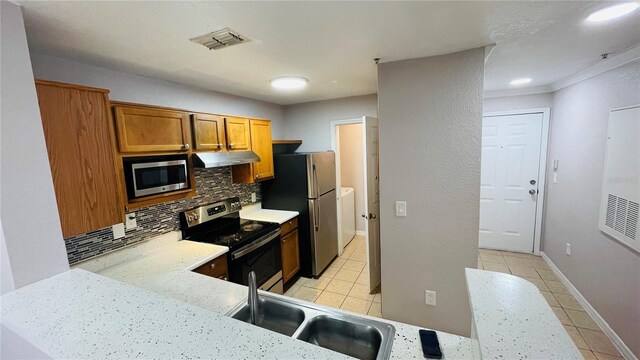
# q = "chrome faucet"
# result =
<box><xmin>248</xmin><ymin>271</ymin><xmax>259</xmax><ymax>325</ymax></box>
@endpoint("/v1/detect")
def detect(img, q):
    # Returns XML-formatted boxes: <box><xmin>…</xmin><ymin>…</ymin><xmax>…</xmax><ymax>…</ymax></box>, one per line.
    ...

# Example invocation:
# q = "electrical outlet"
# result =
<box><xmin>125</xmin><ymin>212</ymin><xmax>137</xmax><ymax>229</ymax></box>
<box><xmin>396</xmin><ymin>201</ymin><xmax>407</xmax><ymax>217</ymax></box>
<box><xmin>425</xmin><ymin>290</ymin><xmax>436</xmax><ymax>306</ymax></box>
<box><xmin>112</xmin><ymin>223</ymin><xmax>125</xmax><ymax>239</ymax></box>
<box><xmin>251</xmin><ymin>192</ymin><xmax>257</xmax><ymax>203</ymax></box>
<box><xmin>566</xmin><ymin>243</ymin><xmax>571</xmax><ymax>256</ymax></box>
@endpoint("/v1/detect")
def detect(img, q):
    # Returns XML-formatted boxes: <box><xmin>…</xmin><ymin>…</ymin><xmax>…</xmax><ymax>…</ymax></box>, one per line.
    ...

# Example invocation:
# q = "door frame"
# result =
<box><xmin>330</xmin><ymin>117</ymin><xmax>366</xmax><ymax>256</ymax></box>
<box><xmin>482</xmin><ymin>108</ymin><xmax>550</xmax><ymax>255</ymax></box>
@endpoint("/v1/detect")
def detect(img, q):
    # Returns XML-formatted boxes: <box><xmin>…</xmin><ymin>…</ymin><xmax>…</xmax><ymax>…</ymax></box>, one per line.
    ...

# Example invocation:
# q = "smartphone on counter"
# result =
<box><xmin>419</xmin><ymin>329</ymin><xmax>443</xmax><ymax>359</ymax></box>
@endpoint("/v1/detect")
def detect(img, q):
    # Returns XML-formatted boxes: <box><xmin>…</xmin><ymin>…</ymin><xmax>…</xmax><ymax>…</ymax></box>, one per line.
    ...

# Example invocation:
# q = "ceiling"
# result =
<box><xmin>18</xmin><ymin>1</ymin><xmax>640</xmax><ymax>105</ymax></box>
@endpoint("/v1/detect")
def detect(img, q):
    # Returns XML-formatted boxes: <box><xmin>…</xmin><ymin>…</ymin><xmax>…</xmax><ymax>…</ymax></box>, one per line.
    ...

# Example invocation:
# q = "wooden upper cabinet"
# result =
<box><xmin>231</xmin><ymin>119</ymin><xmax>274</xmax><ymax>183</ymax></box>
<box><xmin>250</xmin><ymin>119</ymin><xmax>274</xmax><ymax>181</ymax></box>
<box><xmin>192</xmin><ymin>113</ymin><xmax>226</xmax><ymax>151</ymax></box>
<box><xmin>35</xmin><ymin>80</ymin><xmax>124</xmax><ymax>237</ymax></box>
<box><xmin>224</xmin><ymin>117</ymin><xmax>251</xmax><ymax>151</ymax></box>
<box><xmin>114</xmin><ymin>105</ymin><xmax>191</xmax><ymax>153</ymax></box>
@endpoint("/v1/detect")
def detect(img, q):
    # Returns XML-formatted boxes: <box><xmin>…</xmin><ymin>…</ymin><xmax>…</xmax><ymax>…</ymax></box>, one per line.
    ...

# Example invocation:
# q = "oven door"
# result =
<box><xmin>126</xmin><ymin>158</ymin><xmax>189</xmax><ymax>198</ymax></box>
<box><xmin>229</xmin><ymin>230</ymin><xmax>282</xmax><ymax>290</ymax></box>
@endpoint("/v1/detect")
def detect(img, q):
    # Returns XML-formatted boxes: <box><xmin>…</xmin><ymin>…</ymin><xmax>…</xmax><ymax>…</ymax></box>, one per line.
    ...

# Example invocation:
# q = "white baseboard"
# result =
<box><xmin>540</xmin><ymin>252</ymin><xmax>637</xmax><ymax>360</ymax></box>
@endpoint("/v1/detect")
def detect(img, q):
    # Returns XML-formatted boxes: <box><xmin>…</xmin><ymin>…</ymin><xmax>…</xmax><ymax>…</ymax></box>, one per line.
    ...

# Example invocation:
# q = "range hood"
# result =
<box><xmin>193</xmin><ymin>151</ymin><xmax>260</xmax><ymax>168</ymax></box>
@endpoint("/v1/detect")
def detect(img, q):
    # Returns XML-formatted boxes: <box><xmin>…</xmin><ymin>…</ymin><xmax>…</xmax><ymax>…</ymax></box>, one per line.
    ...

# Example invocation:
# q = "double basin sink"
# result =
<box><xmin>227</xmin><ymin>293</ymin><xmax>395</xmax><ymax>360</ymax></box>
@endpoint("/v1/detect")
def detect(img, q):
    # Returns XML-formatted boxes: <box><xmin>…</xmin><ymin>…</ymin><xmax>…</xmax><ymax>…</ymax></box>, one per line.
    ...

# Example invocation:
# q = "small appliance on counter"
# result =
<box><xmin>262</xmin><ymin>151</ymin><xmax>338</xmax><ymax>278</ymax></box>
<box><xmin>180</xmin><ymin>197</ymin><xmax>283</xmax><ymax>294</ymax></box>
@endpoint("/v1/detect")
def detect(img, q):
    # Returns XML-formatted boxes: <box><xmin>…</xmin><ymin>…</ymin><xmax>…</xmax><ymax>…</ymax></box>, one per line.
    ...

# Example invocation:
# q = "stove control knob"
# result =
<box><xmin>187</xmin><ymin>215</ymin><xmax>194</xmax><ymax>222</ymax></box>
<box><xmin>193</xmin><ymin>213</ymin><xmax>199</xmax><ymax>220</ymax></box>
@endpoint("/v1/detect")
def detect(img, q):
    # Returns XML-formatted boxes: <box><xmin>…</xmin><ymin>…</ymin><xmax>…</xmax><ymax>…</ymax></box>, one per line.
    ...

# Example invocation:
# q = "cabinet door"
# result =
<box><xmin>36</xmin><ymin>81</ymin><xmax>124</xmax><ymax>237</ymax></box>
<box><xmin>281</xmin><ymin>229</ymin><xmax>300</xmax><ymax>283</ymax></box>
<box><xmin>114</xmin><ymin>106</ymin><xmax>190</xmax><ymax>153</ymax></box>
<box><xmin>192</xmin><ymin>255</ymin><xmax>228</xmax><ymax>280</ymax></box>
<box><xmin>192</xmin><ymin>113</ymin><xmax>226</xmax><ymax>151</ymax></box>
<box><xmin>224</xmin><ymin>117</ymin><xmax>251</xmax><ymax>151</ymax></box>
<box><xmin>250</xmin><ymin>119</ymin><xmax>274</xmax><ymax>181</ymax></box>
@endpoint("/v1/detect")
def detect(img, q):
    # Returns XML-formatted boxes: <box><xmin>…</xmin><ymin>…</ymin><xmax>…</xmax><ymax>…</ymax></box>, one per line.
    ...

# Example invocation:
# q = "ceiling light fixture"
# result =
<box><xmin>270</xmin><ymin>76</ymin><xmax>308</xmax><ymax>90</ymax></box>
<box><xmin>587</xmin><ymin>2</ymin><xmax>639</xmax><ymax>22</ymax></box>
<box><xmin>510</xmin><ymin>78</ymin><xmax>532</xmax><ymax>86</ymax></box>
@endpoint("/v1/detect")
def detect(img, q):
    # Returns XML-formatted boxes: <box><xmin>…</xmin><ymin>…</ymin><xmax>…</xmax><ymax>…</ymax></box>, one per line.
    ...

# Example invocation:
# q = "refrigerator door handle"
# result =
<box><xmin>315</xmin><ymin>199</ymin><xmax>320</xmax><ymax>231</ymax></box>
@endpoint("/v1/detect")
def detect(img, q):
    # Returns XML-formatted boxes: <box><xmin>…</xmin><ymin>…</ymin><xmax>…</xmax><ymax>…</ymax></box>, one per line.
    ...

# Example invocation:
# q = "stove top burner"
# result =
<box><xmin>242</xmin><ymin>223</ymin><xmax>264</xmax><ymax>232</ymax></box>
<box><xmin>184</xmin><ymin>217</ymin><xmax>279</xmax><ymax>250</ymax></box>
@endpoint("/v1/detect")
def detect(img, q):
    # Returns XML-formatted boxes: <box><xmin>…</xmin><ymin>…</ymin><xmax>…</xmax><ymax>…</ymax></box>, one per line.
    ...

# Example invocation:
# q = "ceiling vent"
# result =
<box><xmin>190</xmin><ymin>28</ymin><xmax>250</xmax><ymax>50</ymax></box>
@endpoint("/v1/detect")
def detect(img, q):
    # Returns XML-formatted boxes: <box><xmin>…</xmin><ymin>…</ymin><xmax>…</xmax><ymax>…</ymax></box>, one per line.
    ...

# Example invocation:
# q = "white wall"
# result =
<box><xmin>1</xmin><ymin>222</ymin><xmax>15</xmax><ymax>295</ymax></box>
<box><xmin>283</xmin><ymin>94</ymin><xmax>377</xmax><ymax>152</ymax></box>
<box><xmin>377</xmin><ymin>48</ymin><xmax>484</xmax><ymax>337</ymax></box>
<box><xmin>338</xmin><ymin>124</ymin><xmax>365</xmax><ymax>232</ymax></box>
<box><xmin>29</xmin><ymin>53</ymin><xmax>286</xmax><ymax>139</ymax></box>
<box><xmin>0</xmin><ymin>1</ymin><xmax>70</xmax><ymax>289</ymax></box>
<box><xmin>543</xmin><ymin>60</ymin><xmax>640</xmax><ymax>356</ymax></box>
<box><xmin>483</xmin><ymin>92</ymin><xmax>553</xmax><ymax>113</ymax></box>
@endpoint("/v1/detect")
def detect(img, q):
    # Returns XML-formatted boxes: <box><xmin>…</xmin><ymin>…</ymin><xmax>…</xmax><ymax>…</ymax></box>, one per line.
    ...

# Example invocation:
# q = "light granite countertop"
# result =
<box><xmin>465</xmin><ymin>268</ymin><xmax>582</xmax><ymax>360</ymax></box>
<box><xmin>1</xmin><ymin>269</ymin><xmax>350</xmax><ymax>359</ymax></box>
<box><xmin>240</xmin><ymin>202</ymin><xmax>299</xmax><ymax>224</ymax></box>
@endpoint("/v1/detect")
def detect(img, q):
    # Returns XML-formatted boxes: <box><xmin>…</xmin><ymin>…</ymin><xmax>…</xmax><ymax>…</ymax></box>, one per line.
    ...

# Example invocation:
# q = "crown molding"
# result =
<box><xmin>551</xmin><ymin>42</ymin><xmax>640</xmax><ymax>92</ymax></box>
<box><xmin>483</xmin><ymin>85</ymin><xmax>553</xmax><ymax>99</ymax></box>
<box><xmin>484</xmin><ymin>42</ymin><xmax>640</xmax><ymax>99</ymax></box>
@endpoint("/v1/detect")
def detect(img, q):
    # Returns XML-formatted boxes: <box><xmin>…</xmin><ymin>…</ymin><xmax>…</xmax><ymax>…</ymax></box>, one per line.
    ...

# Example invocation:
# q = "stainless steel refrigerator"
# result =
<box><xmin>262</xmin><ymin>151</ymin><xmax>338</xmax><ymax>277</ymax></box>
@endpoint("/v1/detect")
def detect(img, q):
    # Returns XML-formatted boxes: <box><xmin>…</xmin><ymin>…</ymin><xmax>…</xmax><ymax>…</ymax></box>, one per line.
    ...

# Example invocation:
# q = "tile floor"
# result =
<box><xmin>284</xmin><ymin>235</ymin><xmax>382</xmax><ymax>317</ymax></box>
<box><xmin>284</xmin><ymin>244</ymin><xmax>624</xmax><ymax>359</ymax></box>
<box><xmin>478</xmin><ymin>249</ymin><xmax>624</xmax><ymax>359</ymax></box>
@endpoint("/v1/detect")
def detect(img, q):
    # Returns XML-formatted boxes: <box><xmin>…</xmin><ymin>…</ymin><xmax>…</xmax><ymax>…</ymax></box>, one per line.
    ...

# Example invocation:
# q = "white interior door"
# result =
<box><xmin>363</xmin><ymin>116</ymin><xmax>381</xmax><ymax>292</ymax></box>
<box><xmin>479</xmin><ymin>113</ymin><xmax>544</xmax><ymax>253</ymax></box>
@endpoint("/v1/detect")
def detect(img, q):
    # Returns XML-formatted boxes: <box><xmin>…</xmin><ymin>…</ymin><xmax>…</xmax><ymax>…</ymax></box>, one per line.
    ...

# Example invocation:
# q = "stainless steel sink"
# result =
<box><xmin>227</xmin><ymin>293</ymin><xmax>395</xmax><ymax>360</ymax></box>
<box><xmin>230</xmin><ymin>297</ymin><xmax>305</xmax><ymax>336</ymax></box>
<box><xmin>297</xmin><ymin>315</ymin><xmax>384</xmax><ymax>360</ymax></box>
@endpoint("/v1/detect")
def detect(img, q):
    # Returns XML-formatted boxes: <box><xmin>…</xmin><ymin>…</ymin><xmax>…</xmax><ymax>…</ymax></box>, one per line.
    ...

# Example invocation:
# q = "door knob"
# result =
<box><xmin>369</xmin><ymin>213</ymin><xmax>377</xmax><ymax>219</ymax></box>
<box><xmin>529</xmin><ymin>189</ymin><xmax>536</xmax><ymax>195</ymax></box>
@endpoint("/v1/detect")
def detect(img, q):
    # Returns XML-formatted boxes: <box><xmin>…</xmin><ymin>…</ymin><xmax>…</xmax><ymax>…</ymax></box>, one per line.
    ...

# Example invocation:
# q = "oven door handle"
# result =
<box><xmin>231</xmin><ymin>229</ymin><xmax>281</xmax><ymax>260</ymax></box>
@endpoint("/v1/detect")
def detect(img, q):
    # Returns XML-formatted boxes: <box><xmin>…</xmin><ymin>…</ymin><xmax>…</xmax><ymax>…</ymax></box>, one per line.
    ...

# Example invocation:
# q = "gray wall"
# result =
<box><xmin>29</xmin><ymin>53</ymin><xmax>286</xmax><ymax>139</ymax></box>
<box><xmin>0</xmin><ymin>1</ymin><xmax>70</xmax><ymax>289</ymax></box>
<box><xmin>377</xmin><ymin>48</ymin><xmax>484</xmax><ymax>336</ymax></box>
<box><xmin>543</xmin><ymin>60</ymin><xmax>640</xmax><ymax>356</ymax></box>
<box><xmin>282</xmin><ymin>94</ymin><xmax>377</xmax><ymax>152</ymax></box>
<box><xmin>483</xmin><ymin>93</ymin><xmax>553</xmax><ymax>113</ymax></box>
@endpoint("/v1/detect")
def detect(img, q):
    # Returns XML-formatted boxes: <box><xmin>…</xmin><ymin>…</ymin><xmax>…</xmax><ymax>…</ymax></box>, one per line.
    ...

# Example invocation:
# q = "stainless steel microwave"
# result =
<box><xmin>123</xmin><ymin>155</ymin><xmax>190</xmax><ymax>199</ymax></box>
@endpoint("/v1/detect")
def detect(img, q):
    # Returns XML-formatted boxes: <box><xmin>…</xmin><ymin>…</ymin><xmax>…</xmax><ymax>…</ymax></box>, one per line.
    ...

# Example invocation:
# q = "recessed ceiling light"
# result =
<box><xmin>510</xmin><ymin>78</ymin><xmax>532</xmax><ymax>86</ymax></box>
<box><xmin>270</xmin><ymin>76</ymin><xmax>308</xmax><ymax>90</ymax></box>
<box><xmin>587</xmin><ymin>2</ymin><xmax>639</xmax><ymax>22</ymax></box>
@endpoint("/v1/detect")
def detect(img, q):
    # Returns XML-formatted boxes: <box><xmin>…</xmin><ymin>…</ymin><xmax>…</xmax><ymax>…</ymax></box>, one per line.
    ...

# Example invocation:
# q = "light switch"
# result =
<box><xmin>395</xmin><ymin>201</ymin><xmax>407</xmax><ymax>217</ymax></box>
<box><xmin>125</xmin><ymin>212</ymin><xmax>137</xmax><ymax>229</ymax></box>
<box><xmin>112</xmin><ymin>223</ymin><xmax>125</xmax><ymax>239</ymax></box>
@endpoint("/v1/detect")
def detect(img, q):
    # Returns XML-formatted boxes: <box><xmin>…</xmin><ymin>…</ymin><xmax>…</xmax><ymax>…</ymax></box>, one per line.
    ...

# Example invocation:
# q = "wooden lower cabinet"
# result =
<box><xmin>281</xmin><ymin>217</ymin><xmax>300</xmax><ymax>284</ymax></box>
<box><xmin>192</xmin><ymin>255</ymin><xmax>228</xmax><ymax>280</ymax></box>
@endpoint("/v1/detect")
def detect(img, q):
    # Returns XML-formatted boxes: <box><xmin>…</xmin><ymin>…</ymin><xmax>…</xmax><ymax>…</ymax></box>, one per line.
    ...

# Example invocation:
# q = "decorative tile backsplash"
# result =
<box><xmin>65</xmin><ymin>167</ymin><xmax>261</xmax><ymax>265</ymax></box>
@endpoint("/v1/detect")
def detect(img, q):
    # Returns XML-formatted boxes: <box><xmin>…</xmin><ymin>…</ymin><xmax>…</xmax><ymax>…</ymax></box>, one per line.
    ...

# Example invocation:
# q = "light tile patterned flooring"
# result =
<box><xmin>284</xmin><ymin>235</ymin><xmax>382</xmax><ymax>317</ymax></box>
<box><xmin>478</xmin><ymin>249</ymin><xmax>624</xmax><ymax>360</ymax></box>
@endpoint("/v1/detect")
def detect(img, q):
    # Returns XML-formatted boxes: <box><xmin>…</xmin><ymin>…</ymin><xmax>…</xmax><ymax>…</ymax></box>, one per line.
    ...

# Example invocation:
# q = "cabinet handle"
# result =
<box><xmin>229</xmin><ymin>143</ymin><xmax>235</xmax><ymax>149</ymax></box>
<box><xmin>210</xmin><ymin>263</ymin><xmax>216</xmax><ymax>269</ymax></box>
<box><xmin>217</xmin><ymin>143</ymin><xmax>223</xmax><ymax>149</ymax></box>
<box><xmin>184</xmin><ymin>143</ymin><xmax>190</xmax><ymax>150</ymax></box>
<box><xmin>256</xmin><ymin>174</ymin><xmax>260</xmax><ymax>179</ymax></box>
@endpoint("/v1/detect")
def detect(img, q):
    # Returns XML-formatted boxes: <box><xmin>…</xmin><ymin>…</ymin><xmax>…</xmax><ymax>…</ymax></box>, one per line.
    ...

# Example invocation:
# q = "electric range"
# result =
<box><xmin>181</xmin><ymin>197</ymin><xmax>283</xmax><ymax>293</ymax></box>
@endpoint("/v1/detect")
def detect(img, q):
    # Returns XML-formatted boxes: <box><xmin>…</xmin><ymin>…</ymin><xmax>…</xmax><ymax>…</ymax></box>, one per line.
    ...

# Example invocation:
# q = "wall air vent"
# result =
<box><xmin>190</xmin><ymin>28</ymin><xmax>250</xmax><ymax>50</ymax></box>
<box><xmin>598</xmin><ymin>105</ymin><xmax>640</xmax><ymax>251</ymax></box>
